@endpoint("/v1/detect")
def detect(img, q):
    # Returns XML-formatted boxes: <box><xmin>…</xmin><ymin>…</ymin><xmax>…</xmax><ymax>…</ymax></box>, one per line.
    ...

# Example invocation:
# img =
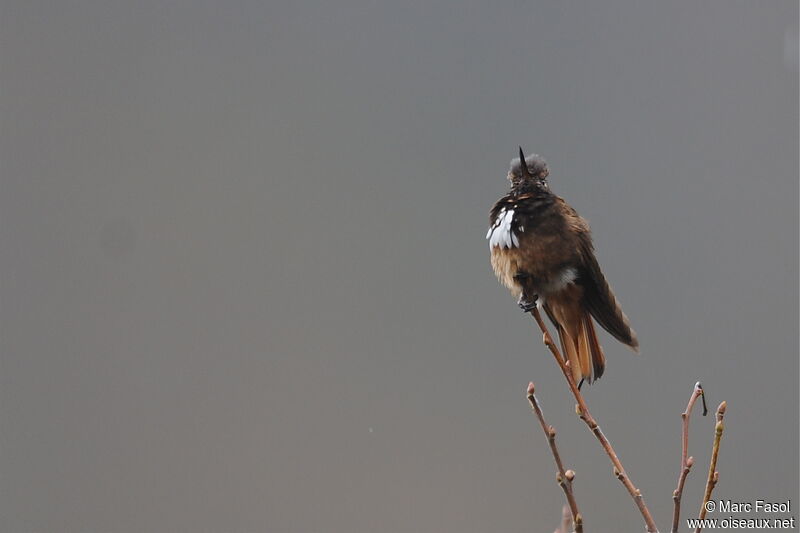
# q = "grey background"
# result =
<box><xmin>1</xmin><ymin>2</ymin><xmax>797</xmax><ymax>532</ymax></box>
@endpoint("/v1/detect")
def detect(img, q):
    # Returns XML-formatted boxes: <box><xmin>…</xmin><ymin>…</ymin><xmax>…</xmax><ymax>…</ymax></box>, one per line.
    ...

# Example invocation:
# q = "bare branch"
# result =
<box><xmin>695</xmin><ymin>401</ymin><xmax>727</xmax><ymax>533</ymax></box>
<box><xmin>528</xmin><ymin>382</ymin><xmax>583</xmax><ymax>533</ymax></box>
<box><xmin>671</xmin><ymin>382</ymin><xmax>705</xmax><ymax>533</ymax></box>
<box><xmin>529</xmin><ymin>307</ymin><xmax>660</xmax><ymax>533</ymax></box>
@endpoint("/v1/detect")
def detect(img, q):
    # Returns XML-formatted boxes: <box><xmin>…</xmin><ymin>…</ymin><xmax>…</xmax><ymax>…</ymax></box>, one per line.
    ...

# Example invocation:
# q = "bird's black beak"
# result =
<box><xmin>518</xmin><ymin>146</ymin><xmax>531</xmax><ymax>178</ymax></box>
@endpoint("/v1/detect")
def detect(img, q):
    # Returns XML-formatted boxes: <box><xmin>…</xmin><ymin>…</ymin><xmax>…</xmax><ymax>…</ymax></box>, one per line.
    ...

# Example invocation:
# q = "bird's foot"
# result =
<box><xmin>517</xmin><ymin>294</ymin><xmax>538</xmax><ymax>313</ymax></box>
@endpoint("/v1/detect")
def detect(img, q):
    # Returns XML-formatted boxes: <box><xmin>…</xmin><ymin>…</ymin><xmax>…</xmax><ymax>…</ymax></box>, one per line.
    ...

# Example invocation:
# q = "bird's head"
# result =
<box><xmin>508</xmin><ymin>147</ymin><xmax>549</xmax><ymax>191</ymax></box>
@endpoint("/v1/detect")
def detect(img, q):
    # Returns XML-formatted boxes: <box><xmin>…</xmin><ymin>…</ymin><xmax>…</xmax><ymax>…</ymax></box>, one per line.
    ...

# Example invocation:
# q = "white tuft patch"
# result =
<box><xmin>487</xmin><ymin>208</ymin><xmax>520</xmax><ymax>249</ymax></box>
<box><xmin>549</xmin><ymin>267</ymin><xmax>578</xmax><ymax>292</ymax></box>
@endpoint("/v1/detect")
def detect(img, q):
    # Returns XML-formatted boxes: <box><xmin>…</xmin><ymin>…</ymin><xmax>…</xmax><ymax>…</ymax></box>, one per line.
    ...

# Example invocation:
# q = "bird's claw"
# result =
<box><xmin>517</xmin><ymin>294</ymin><xmax>538</xmax><ymax>313</ymax></box>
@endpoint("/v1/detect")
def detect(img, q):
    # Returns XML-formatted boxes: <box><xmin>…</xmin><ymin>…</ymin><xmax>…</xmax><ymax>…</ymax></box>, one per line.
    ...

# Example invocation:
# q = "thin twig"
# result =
<box><xmin>527</xmin><ymin>382</ymin><xmax>583</xmax><ymax>533</ymax></box>
<box><xmin>695</xmin><ymin>401</ymin><xmax>727</xmax><ymax>533</ymax></box>
<box><xmin>529</xmin><ymin>306</ymin><xmax>660</xmax><ymax>533</ymax></box>
<box><xmin>671</xmin><ymin>382</ymin><xmax>705</xmax><ymax>533</ymax></box>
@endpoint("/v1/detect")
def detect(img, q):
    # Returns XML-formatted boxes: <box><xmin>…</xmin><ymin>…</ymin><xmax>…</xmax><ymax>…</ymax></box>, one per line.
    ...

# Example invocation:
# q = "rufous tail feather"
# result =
<box><xmin>546</xmin><ymin>295</ymin><xmax>605</xmax><ymax>384</ymax></box>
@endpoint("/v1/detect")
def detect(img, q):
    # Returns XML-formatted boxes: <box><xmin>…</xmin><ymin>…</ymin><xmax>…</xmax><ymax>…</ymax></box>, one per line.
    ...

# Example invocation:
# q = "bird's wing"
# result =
<box><xmin>576</xmin><ymin>233</ymin><xmax>639</xmax><ymax>352</ymax></box>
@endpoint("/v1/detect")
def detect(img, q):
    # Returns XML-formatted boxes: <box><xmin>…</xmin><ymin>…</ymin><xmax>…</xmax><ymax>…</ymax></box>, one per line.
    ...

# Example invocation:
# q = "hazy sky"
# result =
<box><xmin>1</xmin><ymin>2</ymin><xmax>798</xmax><ymax>532</ymax></box>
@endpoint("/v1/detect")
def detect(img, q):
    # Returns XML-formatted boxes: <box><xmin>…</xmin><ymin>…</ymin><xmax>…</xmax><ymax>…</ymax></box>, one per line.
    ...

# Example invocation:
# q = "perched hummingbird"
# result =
<box><xmin>487</xmin><ymin>148</ymin><xmax>639</xmax><ymax>385</ymax></box>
